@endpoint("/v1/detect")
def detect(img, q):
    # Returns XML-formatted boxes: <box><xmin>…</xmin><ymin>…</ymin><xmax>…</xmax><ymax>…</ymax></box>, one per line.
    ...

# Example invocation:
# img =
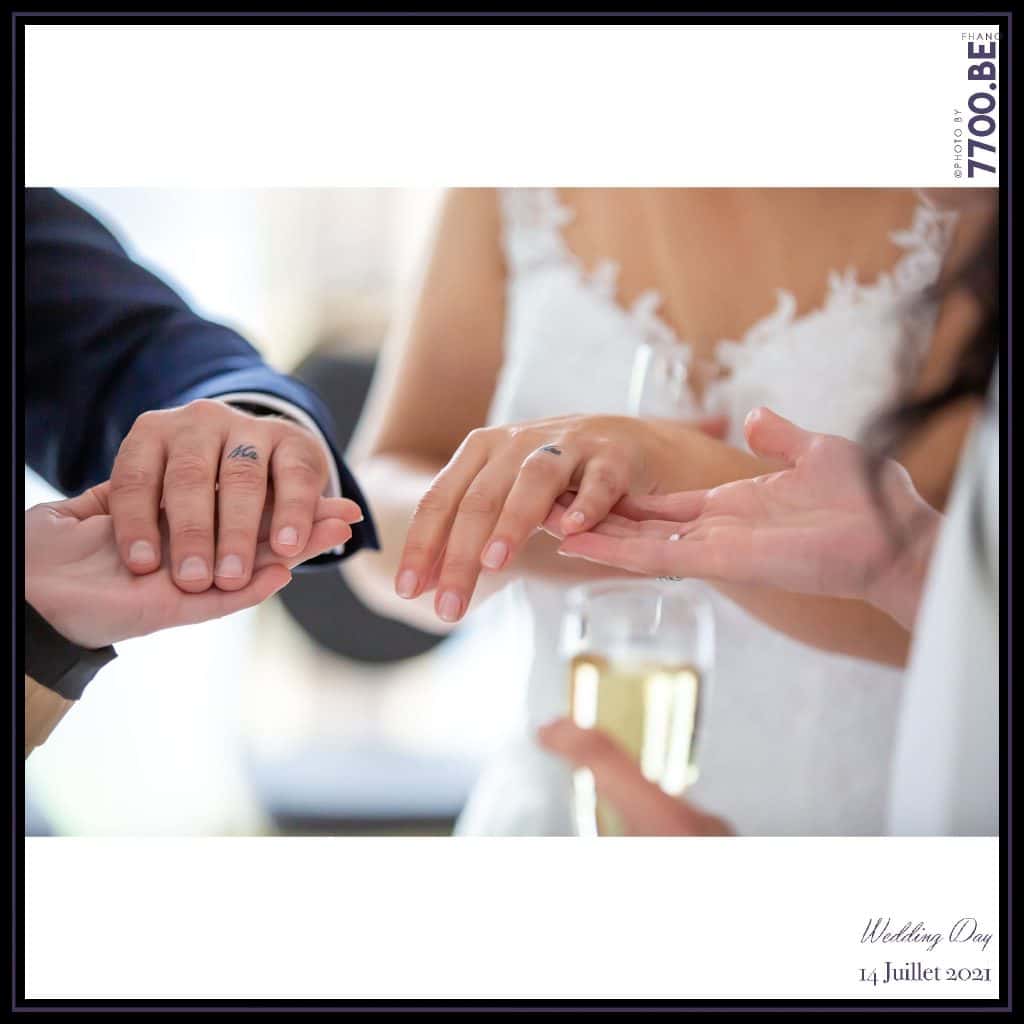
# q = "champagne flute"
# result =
<box><xmin>560</xmin><ymin>580</ymin><xmax>715</xmax><ymax>837</ymax></box>
<box><xmin>630</xmin><ymin>334</ymin><xmax>723</xmax><ymax>419</ymax></box>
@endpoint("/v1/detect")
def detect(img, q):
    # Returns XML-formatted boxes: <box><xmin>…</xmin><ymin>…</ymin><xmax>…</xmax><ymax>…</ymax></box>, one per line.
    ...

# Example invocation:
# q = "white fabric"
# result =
<box><xmin>888</xmin><ymin>373</ymin><xmax>1000</xmax><ymax>835</ymax></box>
<box><xmin>456</xmin><ymin>188</ymin><xmax>958</xmax><ymax>836</ymax></box>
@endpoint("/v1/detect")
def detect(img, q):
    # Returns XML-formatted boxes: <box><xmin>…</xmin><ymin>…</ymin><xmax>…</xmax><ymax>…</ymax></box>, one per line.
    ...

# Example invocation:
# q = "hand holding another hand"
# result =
<box><xmin>25</xmin><ymin>483</ymin><xmax>360</xmax><ymax>650</ymax></box>
<box><xmin>394</xmin><ymin>414</ymin><xmax>729</xmax><ymax>623</ymax></box>
<box><xmin>552</xmin><ymin>408</ymin><xmax>940</xmax><ymax>629</ymax></box>
<box><xmin>109</xmin><ymin>399</ymin><xmax>348</xmax><ymax>593</ymax></box>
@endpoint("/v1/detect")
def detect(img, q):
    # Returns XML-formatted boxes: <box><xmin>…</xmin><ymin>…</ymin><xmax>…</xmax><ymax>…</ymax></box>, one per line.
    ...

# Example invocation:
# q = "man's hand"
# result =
<box><xmin>25</xmin><ymin>483</ymin><xmax>361</xmax><ymax>650</ymax></box>
<box><xmin>109</xmin><ymin>399</ymin><xmax>343</xmax><ymax>593</ymax></box>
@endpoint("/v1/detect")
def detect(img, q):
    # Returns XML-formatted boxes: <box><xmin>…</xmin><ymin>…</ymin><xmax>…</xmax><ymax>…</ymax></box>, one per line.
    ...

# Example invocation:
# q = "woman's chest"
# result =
<box><xmin>558</xmin><ymin>188</ymin><xmax>921</xmax><ymax>355</ymax></box>
<box><xmin>490</xmin><ymin>188</ymin><xmax>953</xmax><ymax>441</ymax></box>
<box><xmin>491</xmin><ymin>261</ymin><xmax>927</xmax><ymax>443</ymax></box>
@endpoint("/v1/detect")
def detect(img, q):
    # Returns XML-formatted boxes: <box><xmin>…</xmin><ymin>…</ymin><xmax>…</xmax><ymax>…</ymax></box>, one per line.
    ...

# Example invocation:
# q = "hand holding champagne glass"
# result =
<box><xmin>558</xmin><ymin>580</ymin><xmax>715</xmax><ymax>836</ymax></box>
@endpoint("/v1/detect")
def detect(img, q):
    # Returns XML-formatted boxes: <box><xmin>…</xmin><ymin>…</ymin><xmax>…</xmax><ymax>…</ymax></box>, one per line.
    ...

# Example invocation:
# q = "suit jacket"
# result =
<box><xmin>23</xmin><ymin>188</ymin><xmax>378</xmax><ymax>560</ymax></box>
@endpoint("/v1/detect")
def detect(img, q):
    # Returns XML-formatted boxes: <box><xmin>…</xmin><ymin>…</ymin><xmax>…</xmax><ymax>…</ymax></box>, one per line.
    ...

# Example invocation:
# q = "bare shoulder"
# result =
<box><xmin>356</xmin><ymin>187</ymin><xmax>507</xmax><ymax>463</ymax></box>
<box><xmin>440</xmin><ymin>187</ymin><xmax>503</xmax><ymax>241</ymax></box>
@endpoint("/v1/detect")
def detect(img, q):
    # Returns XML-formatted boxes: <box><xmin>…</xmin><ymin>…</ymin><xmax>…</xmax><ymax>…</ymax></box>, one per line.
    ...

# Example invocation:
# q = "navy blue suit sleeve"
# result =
<box><xmin>23</xmin><ymin>188</ymin><xmax>378</xmax><ymax>557</ymax></box>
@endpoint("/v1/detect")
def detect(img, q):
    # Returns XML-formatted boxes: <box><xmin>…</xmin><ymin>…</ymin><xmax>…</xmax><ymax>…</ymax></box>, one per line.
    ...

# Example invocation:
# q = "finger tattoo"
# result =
<box><xmin>227</xmin><ymin>444</ymin><xmax>259</xmax><ymax>461</ymax></box>
<box><xmin>539</xmin><ymin>445</ymin><xmax>563</xmax><ymax>456</ymax></box>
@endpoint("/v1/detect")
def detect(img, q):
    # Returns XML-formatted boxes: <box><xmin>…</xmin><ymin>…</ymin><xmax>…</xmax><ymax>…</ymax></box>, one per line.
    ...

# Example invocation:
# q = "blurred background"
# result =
<box><xmin>24</xmin><ymin>189</ymin><xmax>529</xmax><ymax>837</ymax></box>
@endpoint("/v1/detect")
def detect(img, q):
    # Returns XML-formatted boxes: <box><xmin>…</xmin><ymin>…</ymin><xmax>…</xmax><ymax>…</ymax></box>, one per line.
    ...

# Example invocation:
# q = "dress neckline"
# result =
<box><xmin>536</xmin><ymin>188</ymin><xmax>958</xmax><ymax>408</ymax></box>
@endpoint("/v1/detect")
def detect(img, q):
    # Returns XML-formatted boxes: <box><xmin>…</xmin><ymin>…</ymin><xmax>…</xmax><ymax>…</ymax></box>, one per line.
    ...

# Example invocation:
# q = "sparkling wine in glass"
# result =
<box><xmin>561</xmin><ymin>580</ymin><xmax>715</xmax><ymax>837</ymax></box>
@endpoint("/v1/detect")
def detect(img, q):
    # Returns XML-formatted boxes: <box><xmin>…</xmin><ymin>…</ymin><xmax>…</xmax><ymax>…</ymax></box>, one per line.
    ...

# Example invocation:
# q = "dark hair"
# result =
<box><xmin>864</xmin><ymin>212</ymin><xmax>999</xmax><ymax>557</ymax></box>
<box><xmin>867</xmin><ymin>217</ymin><xmax>999</xmax><ymax>463</ymax></box>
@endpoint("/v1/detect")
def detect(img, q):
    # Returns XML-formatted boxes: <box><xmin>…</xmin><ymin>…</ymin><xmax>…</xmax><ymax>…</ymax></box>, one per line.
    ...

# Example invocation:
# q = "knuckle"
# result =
<box><xmin>440</xmin><ymin>552</ymin><xmax>479</xmax><ymax>579</ymax></box>
<box><xmin>589</xmin><ymin>465</ymin><xmax>622</xmax><ymax>492</ymax></box>
<box><xmin>510</xmin><ymin>424</ymin><xmax>541</xmax><ymax>445</ymax></box>
<box><xmin>278</xmin><ymin>460</ymin><xmax>323</xmax><ymax>490</ymax></box>
<box><xmin>219</xmin><ymin>492</ymin><xmax>265</xmax><ymax>522</ymax></box>
<box><xmin>216</xmin><ymin>524</ymin><xmax>256</xmax><ymax>548</ymax></box>
<box><xmin>600</xmin><ymin>440</ymin><xmax>629</xmax><ymax>464</ymax></box>
<box><xmin>459</xmin><ymin>489</ymin><xmax>500</xmax><ymax>518</ymax></box>
<box><xmin>413</xmin><ymin>488</ymin><xmax>449</xmax><ymax>519</ymax></box>
<box><xmin>276</xmin><ymin>492</ymin><xmax>316</xmax><ymax>515</ymax></box>
<box><xmin>495</xmin><ymin>510</ymin><xmax>534</xmax><ymax>540</ymax></box>
<box><xmin>111</xmin><ymin>463</ymin><xmax>155</xmax><ymax>493</ymax></box>
<box><xmin>464</xmin><ymin>427</ymin><xmax>492</xmax><ymax>450</ymax></box>
<box><xmin>882</xmin><ymin>460</ymin><xmax>913</xmax><ymax>490</ymax></box>
<box><xmin>128</xmin><ymin>409</ymin><xmax>161</xmax><ymax>435</ymax></box>
<box><xmin>185</xmin><ymin>398</ymin><xmax>225</xmax><ymax>420</ymax></box>
<box><xmin>165</xmin><ymin>454</ymin><xmax>214</xmax><ymax>490</ymax></box>
<box><xmin>401</xmin><ymin>538</ymin><xmax>434</xmax><ymax>564</ymax></box>
<box><xmin>219</xmin><ymin>460</ymin><xmax>266</xmax><ymax>491</ymax></box>
<box><xmin>277</xmin><ymin>439</ymin><xmax>327</xmax><ymax>479</ymax></box>
<box><xmin>807</xmin><ymin>435</ymin><xmax>831</xmax><ymax>458</ymax></box>
<box><xmin>171</xmin><ymin>521</ymin><xmax>213</xmax><ymax>545</ymax></box>
<box><xmin>523</xmin><ymin>452</ymin><xmax>561</xmax><ymax>479</ymax></box>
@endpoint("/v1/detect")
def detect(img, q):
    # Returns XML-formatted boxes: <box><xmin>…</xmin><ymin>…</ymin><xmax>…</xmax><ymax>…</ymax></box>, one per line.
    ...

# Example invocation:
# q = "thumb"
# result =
<box><xmin>47</xmin><ymin>481</ymin><xmax>113</xmax><ymax>520</ymax></box>
<box><xmin>743</xmin><ymin>408</ymin><xmax>816</xmax><ymax>465</ymax></box>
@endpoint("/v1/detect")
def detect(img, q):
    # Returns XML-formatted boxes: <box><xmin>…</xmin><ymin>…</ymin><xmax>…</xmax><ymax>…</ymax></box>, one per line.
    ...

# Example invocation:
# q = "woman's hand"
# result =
<box><xmin>25</xmin><ymin>483</ymin><xmax>362</xmax><ymax>650</ymax></box>
<box><xmin>393</xmin><ymin>414</ymin><xmax>729</xmax><ymax>623</ymax></box>
<box><xmin>538</xmin><ymin>719</ymin><xmax>732</xmax><ymax>836</ymax></box>
<box><xmin>554</xmin><ymin>408</ymin><xmax>941</xmax><ymax>630</ymax></box>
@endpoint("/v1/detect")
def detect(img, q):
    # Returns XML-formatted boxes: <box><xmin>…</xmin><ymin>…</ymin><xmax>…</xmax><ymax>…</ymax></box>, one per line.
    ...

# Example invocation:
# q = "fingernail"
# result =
<box><xmin>396</xmin><ymin>569</ymin><xmax>419</xmax><ymax>599</ymax></box>
<box><xmin>216</xmin><ymin>554</ymin><xmax>245</xmax><ymax>579</ymax></box>
<box><xmin>564</xmin><ymin>510</ymin><xmax>586</xmax><ymax>528</ymax></box>
<box><xmin>128</xmin><ymin>540</ymin><xmax>156</xmax><ymax>565</ymax></box>
<box><xmin>482</xmin><ymin>539</ymin><xmax>509</xmax><ymax>570</ymax></box>
<box><xmin>437</xmin><ymin>591</ymin><xmax>463</xmax><ymax>623</ymax></box>
<box><xmin>277</xmin><ymin>526</ymin><xmax>299</xmax><ymax>548</ymax></box>
<box><xmin>178</xmin><ymin>556</ymin><xmax>209</xmax><ymax>581</ymax></box>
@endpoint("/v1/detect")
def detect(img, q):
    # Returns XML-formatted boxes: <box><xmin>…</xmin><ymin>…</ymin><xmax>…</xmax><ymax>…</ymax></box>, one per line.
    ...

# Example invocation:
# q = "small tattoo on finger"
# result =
<box><xmin>540</xmin><ymin>445</ymin><xmax>563</xmax><ymax>456</ymax></box>
<box><xmin>227</xmin><ymin>444</ymin><xmax>259</xmax><ymax>461</ymax></box>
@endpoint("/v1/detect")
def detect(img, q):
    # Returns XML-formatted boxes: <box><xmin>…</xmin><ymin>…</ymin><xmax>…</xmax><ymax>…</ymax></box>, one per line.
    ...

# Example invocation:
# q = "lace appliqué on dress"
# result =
<box><xmin>500</xmin><ymin>188</ymin><xmax>686</xmax><ymax>354</ymax></box>
<box><xmin>499</xmin><ymin>187</ymin><xmax>959</xmax><ymax>417</ymax></box>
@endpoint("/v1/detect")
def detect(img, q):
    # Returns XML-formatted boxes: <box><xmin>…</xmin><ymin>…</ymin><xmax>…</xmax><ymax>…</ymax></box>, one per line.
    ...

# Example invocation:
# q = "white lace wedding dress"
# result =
<box><xmin>455</xmin><ymin>188</ymin><xmax>957</xmax><ymax>836</ymax></box>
